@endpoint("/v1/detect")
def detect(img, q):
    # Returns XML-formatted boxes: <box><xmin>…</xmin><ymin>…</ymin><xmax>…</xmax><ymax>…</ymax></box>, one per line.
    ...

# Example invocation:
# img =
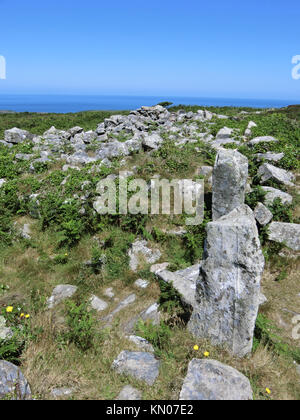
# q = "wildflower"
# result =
<box><xmin>193</xmin><ymin>345</ymin><xmax>199</xmax><ymax>351</ymax></box>
<box><xmin>6</xmin><ymin>306</ymin><xmax>13</xmax><ymax>313</ymax></box>
<box><xmin>65</xmin><ymin>253</ymin><xmax>68</xmax><ymax>257</ymax></box>
<box><xmin>20</xmin><ymin>313</ymin><xmax>25</xmax><ymax>318</ymax></box>
<box><xmin>25</xmin><ymin>314</ymin><xmax>30</xmax><ymax>319</ymax></box>
<box><xmin>203</xmin><ymin>351</ymin><xmax>210</xmax><ymax>357</ymax></box>
<box><xmin>265</xmin><ymin>388</ymin><xmax>271</xmax><ymax>395</ymax></box>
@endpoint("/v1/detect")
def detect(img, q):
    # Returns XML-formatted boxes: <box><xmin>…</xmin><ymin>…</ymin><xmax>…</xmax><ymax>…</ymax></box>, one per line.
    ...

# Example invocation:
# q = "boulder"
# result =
<box><xmin>116</xmin><ymin>385</ymin><xmax>142</xmax><ymax>400</ymax></box>
<box><xmin>212</xmin><ymin>149</ymin><xmax>248</xmax><ymax>220</ymax></box>
<box><xmin>268</xmin><ymin>222</ymin><xmax>300</xmax><ymax>251</ymax></box>
<box><xmin>257</xmin><ymin>164</ymin><xmax>295</xmax><ymax>187</ymax></box>
<box><xmin>4</xmin><ymin>128</ymin><xmax>33</xmax><ymax>144</ymax></box>
<box><xmin>215</xmin><ymin>127</ymin><xmax>234</xmax><ymax>139</ymax></box>
<box><xmin>112</xmin><ymin>351</ymin><xmax>160</xmax><ymax>385</ymax></box>
<box><xmin>142</xmin><ymin>133</ymin><xmax>163</xmax><ymax>150</ymax></box>
<box><xmin>248</xmin><ymin>136</ymin><xmax>278</xmax><ymax>147</ymax></box>
<box><xmin>188</xmin><ymin>205</ymin><xmax>265</xmax><ymax>357</ymax></box>
<box><xmin>0</xmin><ymin>361</ymin><xmax>31</xmax><ymax>400</ymax></box>
<box><xmin>179</xmin><ymin>359</ymin><xmax>253</xmax><ymax>400</ymax></box>
<box><xmin>255</xmin><ymin>152</ymin><xmax>284</xmax><ymax>162</ymax></box>
<box><xmin>47</xmin><ymin>284</ymin><xmax>78</xmax><ymax>309</ymax></box>
<box><xmin>261</xmin><ymin>186</ymin><xmax>293</xmax><ymax>206</ymax></box>
<box><xmin>89</xmin><ymin>295</ymin><xmax>108</xmax><ymax>312</ymax></box>
<box><xmin>254</xmin><ymin>202</ymin><xmax>273</xmax><ymax>226</ymax></box>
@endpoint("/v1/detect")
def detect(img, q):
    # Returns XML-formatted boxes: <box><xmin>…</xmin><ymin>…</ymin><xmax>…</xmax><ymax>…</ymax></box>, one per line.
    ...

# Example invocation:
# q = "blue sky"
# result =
<box><xmin>0</xmin><ymin>0</ymin><xmax>299</xmax><ymax>99</ymax></box>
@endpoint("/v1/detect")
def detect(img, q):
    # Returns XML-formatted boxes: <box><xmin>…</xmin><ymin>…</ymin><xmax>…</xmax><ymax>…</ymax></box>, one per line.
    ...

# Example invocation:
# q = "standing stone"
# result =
<box><xmin>188</xmin><ymin>205</ymin><xmax>265</xmax><ymax>357</ymax></box>
<box><xmin>0</xmin><ymin>361</ymin><xmax>31</xmax><ymax>400</ymax></box>
<box><xmin>179</xmin><ymin>359</ymin><xmax>253</xmax><ymax>400</ymax></box>
<box><xmin>212</xmin><ymin>149</ymin><xmax>248</xmax><ymax>220</ymax></box>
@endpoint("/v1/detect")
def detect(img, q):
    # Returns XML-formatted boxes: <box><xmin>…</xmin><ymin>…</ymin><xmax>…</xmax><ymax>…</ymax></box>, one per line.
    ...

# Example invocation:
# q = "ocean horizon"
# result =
<box><xmin>0</xmin><ymin>94</ymin><xmax>299</xmax><ymax>113</ymax></box>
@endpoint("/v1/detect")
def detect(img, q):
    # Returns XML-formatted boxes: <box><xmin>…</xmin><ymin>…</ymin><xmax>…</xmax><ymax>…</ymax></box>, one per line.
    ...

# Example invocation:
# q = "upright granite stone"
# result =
<box><xmin>179</xmin><ymin>359</ymin><xmax>253</xmax><ymax>400</ymax></box>
<box><xmin>188</xmin><ymin>205</ymin><xmax>265</xmax><ymax>357</ymax></box>
<box><xmin>212</xmin><ymin>149</ymin><xmax>248</xmax><ymax>220</ymax></box>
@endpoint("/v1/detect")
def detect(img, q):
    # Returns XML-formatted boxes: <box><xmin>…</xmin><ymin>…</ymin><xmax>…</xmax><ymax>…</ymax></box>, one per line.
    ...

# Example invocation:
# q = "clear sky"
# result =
<box><xmin>0</xmin><ymin>0</ymin><xmax>300</xmax><ymax>99</ymax></box>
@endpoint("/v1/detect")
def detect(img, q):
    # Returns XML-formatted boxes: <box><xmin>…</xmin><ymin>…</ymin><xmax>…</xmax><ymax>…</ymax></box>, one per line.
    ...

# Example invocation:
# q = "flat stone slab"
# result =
<box><xmin>112</xmin><ymin>351</ymin><xmax>160</xmax><ymax>385</ymax></box>
<box><xmin>248</xmin><ymin>136</ymin><xmax>278</xmax><ymax>146</ymax></box>
<box><xmin>156</xmin><ymin>264</ymin><xmax>201</xmax><ymax>308</ymax></box>
<box><xmin>268</xmin><ymin>222</ymin><xmax>300</xmax><ymax>251</ymax></box>
<box><xmin>89</xmin><ymin>295</ymin><xmax>108</xmax><ymax>312</ymax></box>
<box><xmin>261</xmin><ymin>186</ymin><xmax>293</xmax><ymax>206</ymax></box>
<box><xmin>258</xmin><ymin>164</ymin><xmax>295</xmax><ymax>187</ymax></box>
<box><xmin>116</xmin><ymin>385</ymin><xmax>142</xmax><ymax>400</ymax></box>
<box><xmin>47</xmin><ymin>284</ymin><xmax>78</xmax><ymax>309</ymax></box>
<box><xmin>0</xmin><ymin>361</ymin><xmax>31</xmax><ymax>400</ymax></box>
<box><xmin>179</xmin><ymin>359</ymin><xmax>253</xmax><ymax>400</ymax></box>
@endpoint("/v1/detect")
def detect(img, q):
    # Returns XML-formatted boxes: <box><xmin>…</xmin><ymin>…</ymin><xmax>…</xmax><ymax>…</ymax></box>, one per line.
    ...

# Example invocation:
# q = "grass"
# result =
<box><xmin>0</xmin><ymin>105</ymin><xmax>299</xmax><ymax>400</ymax></box>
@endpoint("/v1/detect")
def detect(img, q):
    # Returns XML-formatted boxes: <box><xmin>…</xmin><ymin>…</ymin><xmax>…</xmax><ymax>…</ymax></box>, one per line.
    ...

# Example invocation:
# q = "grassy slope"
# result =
<box><xmin>0</xmin><ymin>106</ymin><xmax>299</xmax><ymax>400</ymax></box>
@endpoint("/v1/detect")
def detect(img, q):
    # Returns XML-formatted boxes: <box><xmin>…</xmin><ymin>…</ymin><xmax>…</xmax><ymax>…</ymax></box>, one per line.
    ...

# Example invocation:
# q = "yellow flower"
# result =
<box><xmin>265</xmin><ymin>388</ymin><xmax>271</xmax><ymax>395</ymax></box>
<box><xmin>193</xmin><ymin>345</ymin><xmax>199</xmax><ymax>351</ymax></box>
<box><xmin>203</xmin><ymin>351</ymin><xmax>210</xmax><ymax>357</ymax></box>
<box><xmin>6</xmin><ymin>306</ymin><xmax>13</xmax><ymax>313</ymax></box>
<box><xmin>20</xmin><ymin>313</ymin><xmax>25</xmax><ymax>318</ymax></box>
<box><xmin>25</xmin><ymin>314</ymin><xmax>30</xmax><ymax>319</ymax></box>
<box><xmin>65</xmin><ymin>253</ymin><xmax>68</xmax><ymax>257</ymax></box>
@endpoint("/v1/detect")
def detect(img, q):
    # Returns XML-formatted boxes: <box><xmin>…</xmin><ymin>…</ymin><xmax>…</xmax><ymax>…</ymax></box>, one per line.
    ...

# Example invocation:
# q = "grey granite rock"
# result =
<box><xmin>212</xmin><ymin>149</ymin><xmax>248</xmax><ymax>220</ymax></box>
<box><xmin>0</xmin><ymin>360</ymin><xmax>31</xmax><ymax>400</ymax></box>
<box><xmin>254</xmin><ymin>202</ymin><xmax>273</xmax><ymax>226</ymax></box>
<box><xmin>188</xmin><ymin>205</ymin><xmax>265</xmax><ymax>357</ymax></box>
<box><xmin>248</xmin><ymin>136</ymin><xmax>278</xmax><ymax>146</ymax></box>
<box><xmin>179</xmin><ymin>359</ymin><xmax>253</xmax><ymax>400</ymax></box>
<box><xmin>0</xmin><ymin>316</ymin><xmax>13</xmax><ymax>340</ymax></box>
<box><xmin>257</xmin><ymin>164</ymin><xmax>295</xmax><ymax>187</ymax></box>
<box><xmin>268</xmin><ymin>222</ymin><xmax>300</xmax><ymax>251</ymax></box>
<box><xmin>116</xmin><ymin>385</ymin><xmax>142</xmax><ymax>400</ymax></box>
<box><xmin>47</xmin><ymin>284</ymin><xmax>78</xmax><ymax>309</ymax></box>
<box><xmin>261</xmin><ymin>186</ymin><xmax>293</xmax><ymax>206</ymax></box>
<box><xmin>4</xmin><ymin>128</ymin><xmax>33</xmax><ymax>144</ymax></box>
<box><xmin>255</xmin><ymin>152</ymin><xmax>284</xmax><ymax>162</ymax></box>
<box><xmin>89</xmin><ymin>295</ymin><xmax>108</xmax><ymax>312</ymax></box>
<box><xmin>112</xmin><ymin>351</ymin><xmax>160</xmax><ymax>385</ymax></box>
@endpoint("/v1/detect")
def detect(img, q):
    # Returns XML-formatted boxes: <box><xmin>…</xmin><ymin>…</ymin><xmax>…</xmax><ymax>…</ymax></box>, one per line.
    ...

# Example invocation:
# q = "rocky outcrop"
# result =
<box><xmin>188</xmin><ymin>205</ymin><xmax>265</xmax><ymax>357</ymax></box>
<box><xmin>179</xmin><ymin>359</ymin><xmax>253</xmax><ymax>400</ymax></box>
<box><xmin>212</xmin><ymin>149</ymin><xmax>248</xmax><ymax>220</ymax></box>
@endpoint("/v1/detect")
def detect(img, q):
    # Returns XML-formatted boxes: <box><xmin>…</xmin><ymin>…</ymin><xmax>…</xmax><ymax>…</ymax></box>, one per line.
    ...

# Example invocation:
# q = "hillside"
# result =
<box><xmin>0</xmin><ymin>104</ymin><xmax>299</xmax><ymax>400</ymax></box>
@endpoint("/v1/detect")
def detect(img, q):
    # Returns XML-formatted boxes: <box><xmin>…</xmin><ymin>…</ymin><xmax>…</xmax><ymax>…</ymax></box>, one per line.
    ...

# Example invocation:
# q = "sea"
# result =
<box><xmin>0</xmin><ymin>94</ymin><xmax>298</xmax><ymax>113</ymax></box>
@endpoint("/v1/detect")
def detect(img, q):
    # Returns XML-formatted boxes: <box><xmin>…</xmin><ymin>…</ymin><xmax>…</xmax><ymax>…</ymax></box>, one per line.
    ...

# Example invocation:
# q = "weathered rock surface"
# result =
<box><xmin>258</xmin><ymin>164</ymin><xmax>295</xmax><ymax>187</ymax></box>
<box><xmin>103</xmin><ymin>294</ymin><xmax>136</xmax><ymax>323</ymax></box>
<box><xmin>0</xmin><ymin>360</ymin><xmax>31</xmax><ymax>400</ymax></box>
<box><xmin>134</xmin><ymin>279</ymin><xmax>149</xmax><ymax>289</ymax></box>
<box><xmin>261</xmin><ymin>186</ymin><xmax>293</xmax><ymax>206</ymax></box>
<box><xmin>47</xmin><ymin>284</ymin><xmax>78</xmax><ymax>309</ymax></box>
<box><xmin>248</xmin><ymin>136</ymin><xmax>278</xmax><ymax>146</ymax></box>
<box><xmin>126</xmin><ymin>335</ymin><xmax>155</xmax><ymax>353</ymax></box>
<box><xmin>212</xmin><ymin>149</ymin><xmax>248</xmax><ymax>220</ymax></box>
<box><xmin>188</xmin><ymin>205</ymin><xmax>265</xmax><ymax>357</ymax></box>
<box><xmin>254</xmin><ymin>202</ymin><xmax>273</xmax><ymax>226</ymax></box>
<box><xmin>112</xmin><ymin>351</ymin><xmax>160</xmax><ymax>385</ymax></box>
<box><xmin>124</xmin><ymin>303</ymin><xmax>160</xmax><ymax>334</ymax></box>
<box><xmin>255</xmin><ymin>152</ymin><xmax>284</xmax><ymax>162</ymax></box>
<box><xmin>129</xmin><ymin>240</ymin><xmax>161</xmax><ymax>272</ymax></box>
<box><xmin>4</xmin><ymin>128</ymin><xmax>33</xmax><ymax>144</ymax></box>
<box><xmin>51</xmin><ymin>387</ymin><xmax>74</xmax><ymax>398</ymax></box>
<box><xmin>156</xmin><ymin>264</ymin><xmax>201</xmax><ymax>308</ymax></box>
<box><xmin>268</xmin><ymin>222</ymin><xmax>300</xmax><ymax>251</ymax></box>
<box><xmin>0</xmin><ymin>316</ymin><xmax>13</xmax><ymax>340</ymax></box>
<box><xmin>116</xmin><ymin>385</ymin><xmax>142</xmax><ymax>400</ymax></box>
<box><xmin>179</xmin><ymin>359</ymin><xmax>253</xmax><ymax>400</ymax></box>
<box><xmin>89</xmin><ymin>295</ymin><xmax>108</xmax><ymax>312</ymax></box>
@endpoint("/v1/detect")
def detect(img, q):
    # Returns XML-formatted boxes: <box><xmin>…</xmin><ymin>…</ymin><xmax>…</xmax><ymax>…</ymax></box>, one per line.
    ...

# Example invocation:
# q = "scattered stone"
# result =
<box><xmin>254</xmin><ymin>202</ymin><xmax>273</xmax><ymax>226</ymax></box>
<box><xmin>124</xmin><ymin>303</ymin><xmax>161</xmax><ymax>334</ymax></box>
<box><xmin>126</xmin><ymin>335</ymin><xmax>155</xmax><ymax>353</ymax></box>
<box><xmin>112</xmin><ymin>351</ymin><xmax>160</xmax><ymax>385</ymax></box>
<box><xmin>215</xmin><ymin>127</ymin><xmax>234</xmax><ymax>139</ymax></box>
<box><xmin>128</xmin><ymin>240</ymin><xmax>161</xmax><ymax>272</ymax></box>
<box><xmin>142</xmin><ymin>133</ymin><xmax>163</xmax><ymax>150</ymax></box>
<box><xmin>244</xmin><ymin>121</ymin><xmax>257</xmax><ymax>137</ymax></box>
<box><xmin>248</xmin><ymin>136</ymin><xmax>278</xmax><ymax>146</ymax></box>
<box><xmin>261</xmin><ymin>186</ymin><xmax>293</xmax><ymax>206</ymax></box>
<box><xmin>150</xmin><ymin>262</ymin><xmax>169</xmax><ymax>274</ymax></box>
<box><xmin>257</xmin><ymin>164</ymin><xmax>295</xmax><ymax>187</ymax></box>
<box><xmin>179</xmin><ymin>359</ymin><xmax>253</xmax><ymax>400</ymax></box>
<box><xmin>188</xmin><ymin>205</ymin><xmax>265</xmax><ymax>357</ymax></box>
<box><xmin>4</xmin><ymin>128</ymin><xmax>33</xmax><ymax>144</ymax></box>
<box><xmin>255</xmin><ymin>152</ymin><xmax>284</xmax><ymax>162</ymax></box>
<box><xmin>104</xmin><ymin>288</ymin><xmax>115</xmax><ymax>298</ymax></box>
<box><xmin>0</xmin><ymin>360</ymin><xmax>31</xmax><ymax>400</ymax></box>
<box><xmin>89</xmin><ymin>295</ymin><xmax>108</xmax><ymax>312</ymax></box>
<box><xmin>0</xmin><ymin>316</ymin><xmax>13</xmax><ymax>340</ymax></box>
<box><xmin>51</xmin><ymin>387</ymin><xmax>74</xmax><ymax>398</ymax></box>
<box><xmin>156</xmin><ymin>264</ymin><xmax>201</xmax><ymax>308</ymax></box>
<box><xmin>47</xmin><ymin>284</ymin><xmax>78</xmax><ymax>309</ymax></box>
<box><xmin>103</xmin><ymin>294</ymin><xmax>136</xmax><ymax>323</ymax></box>
<box><xmin>268</xmin><ymin>222</ymin><xmax>300</xmax><ymax>251</ymax></box>
<box><xmin>212</xmin><ymin>149</ymin><xmax>248</xmax><ymax>220</ymax></box>
<box><xmin>134</xmin><ymin>279</ymin><xmax>149</xmax><ymax>289</ymax></box>
<box><xmin>116</xmin><ymin>385</ymin><xmax>142</xmax><ymax>400</ymax></box>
